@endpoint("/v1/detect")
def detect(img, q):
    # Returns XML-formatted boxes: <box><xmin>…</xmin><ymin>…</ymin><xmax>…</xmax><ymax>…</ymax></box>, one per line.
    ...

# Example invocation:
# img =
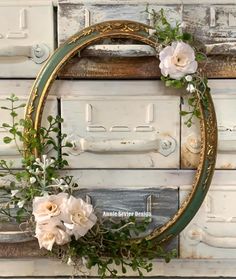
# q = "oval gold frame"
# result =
<box><xmin>25</xmin><ymin>20</ymin><xmax>217</xmax><ymax>244</ymax></box>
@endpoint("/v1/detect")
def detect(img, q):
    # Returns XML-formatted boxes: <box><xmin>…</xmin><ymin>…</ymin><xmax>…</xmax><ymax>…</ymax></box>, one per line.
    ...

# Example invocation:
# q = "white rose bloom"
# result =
<box><xmin>61</xmin><ymin>196</ymin><xmax>97</xmax><ymax>240</ymax></box>
<box><xmin>159</xmin><ymin>41</ymin><xmax>198</xmax><ymax>80</ymax></box>
<box><xmin>35</xmin><ymin>219</ymin><xmax>70</xmax><ymax>251</ymax></box>
<box><xmin>33</xmin><ymin>192</ymin><xmax>68</xmax><ymax>222</ymax></box>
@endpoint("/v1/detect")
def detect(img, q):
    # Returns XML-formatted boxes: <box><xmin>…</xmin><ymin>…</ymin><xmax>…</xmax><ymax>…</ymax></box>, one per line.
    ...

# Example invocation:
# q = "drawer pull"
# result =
<box><xmin>187</xmin><ymin>225</ymin><xmax>236</xmax><ymax>248</ymax></box>
<box><xmin>186</xmin><ymin>128</ymin><xmax>236</xmax><ymax>153</ymax></box>
<box><xmin>0</xmin><ymin>144</ymin><xmax>20</xmax><ymax>156</ymax></box>
<box><xmin>0</xmin><ymin>44</ymin><xmax>50</xmax><ymax>64</ymax></box>
<box><xmin>66</xmin><ymin>134</ymin><xmax>176</xmax><ymax>157</ymax></box>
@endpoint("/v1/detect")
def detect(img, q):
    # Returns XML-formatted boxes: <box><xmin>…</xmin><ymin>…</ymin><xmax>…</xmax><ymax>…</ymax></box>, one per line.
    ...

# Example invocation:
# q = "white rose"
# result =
<box><xmin>33</xmin><ymin>193</ymin><xmax>68</xmax><ymax>222</ymax></box>
<box><xmin>159</xmin><ymin>41</ymin><xmax>198</xmax><ymax>80</ymax></box>
<box><xmin>61</xmin><ymin>196</ymin><xmax>97</xmax><ymax>240</ymax></box>
<box><xmin>35</xmin><ymin>219</ymin><xmax>70</xmax><ymax>251</ymax></box>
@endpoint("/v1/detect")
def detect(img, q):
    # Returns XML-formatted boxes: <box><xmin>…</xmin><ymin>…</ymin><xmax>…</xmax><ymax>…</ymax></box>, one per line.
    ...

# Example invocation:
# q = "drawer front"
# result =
<box><xmin>180</xmin><ymin>171</ymin><xmax>236</xmax><ymax>258</ymax></box>
<box><xmin>0</xmin><ymin>168</ymin><xmax>183</xmax><ymax>255</ymax></box>
<box><xmin>60</xmin><ymin>81</ymin><xmax>180</xmax><ymax>169</ymax></box>
<box><xmin>58</xmin><ymin>1</ymin><xmax>181</xmax><ymax>44</ymax></box>
<box><xmin>181</xmin><ymin>80</ymin><xmax>236</xmax><ymax>169</ymax></box>
<box><xmin>0</xmin><ymin>80</ymin><xmax>57</xmax><ymax>167</ymax></box>
<box><xmin>0</xmin><ymin>1</ymin><xmax>55</xmax><ymax>78</ymax></box>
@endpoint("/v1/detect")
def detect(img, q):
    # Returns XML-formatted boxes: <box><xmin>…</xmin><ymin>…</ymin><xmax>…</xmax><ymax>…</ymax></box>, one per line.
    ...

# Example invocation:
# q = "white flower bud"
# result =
<box><xmin>186</xmin><ymin>83</ymin><xmax>196</xmax><ymax>93</ymax></box>
<box><xmin>11</xmin><ymin>189</ymin><xmax>19</xmax><ymax>197</ymax></box>
<box><xmin>185</xmin><ymin>75</ymin><xmax>193</xmax><ymax>82</ymax></box>
<box><xmin>30</xmin><ymin>177</ymin><xmax>36</xmax><ymax>184</ymax></box>
<box><xmin>17</xmin><ymin>200</ymin><xmax>25</xmax><ymax>208</ymax></box>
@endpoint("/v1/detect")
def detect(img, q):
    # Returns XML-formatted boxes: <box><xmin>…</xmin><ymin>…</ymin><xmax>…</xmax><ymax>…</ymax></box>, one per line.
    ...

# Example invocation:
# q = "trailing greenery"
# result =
<box><xmin>56</xmin><ymin>216</ymin><xmax>176</xmax><ymax>278</ymax></box>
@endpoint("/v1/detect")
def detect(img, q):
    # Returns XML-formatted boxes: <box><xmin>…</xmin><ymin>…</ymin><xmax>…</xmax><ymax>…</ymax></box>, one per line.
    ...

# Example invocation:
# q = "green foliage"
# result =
<box><xmin>145</xmin><ymin>7</ymin><xmax>192</xmax><ymax>45</ymax></box>
<box><xmin>58</xmin><ymin>217</ymin><xmax>176</xmax><ymax>278</ymax></box>
<box><xmin>145</xmin><ymin>8</ymin><xmax>209</xmax><ymax>127</ymax></box>
<box><xmin>0</xmin><ymin>94</ymin><xmax>73</xmax><ymax>221</ymax></box>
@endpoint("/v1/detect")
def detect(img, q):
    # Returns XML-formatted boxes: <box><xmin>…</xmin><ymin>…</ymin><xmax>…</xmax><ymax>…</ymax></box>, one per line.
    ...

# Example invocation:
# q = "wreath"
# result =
<box><xmin>0</xmin><ymin>9</ymin><xmax>217</xmax><ymax>278</ymax></box>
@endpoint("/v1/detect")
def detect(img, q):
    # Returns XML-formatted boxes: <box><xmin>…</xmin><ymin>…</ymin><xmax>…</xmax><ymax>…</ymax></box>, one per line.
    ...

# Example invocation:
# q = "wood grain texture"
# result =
<box><xmin>58</xmin><ymin>55</ymin><xmax>236</xmax><ymax>79</ymax></box>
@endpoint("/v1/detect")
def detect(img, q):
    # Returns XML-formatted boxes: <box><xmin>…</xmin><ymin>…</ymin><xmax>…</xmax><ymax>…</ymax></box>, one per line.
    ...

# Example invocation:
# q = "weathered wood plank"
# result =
<box><xmin>58</xmin><ymin>55</ymin><xmax>236</xmax><ymax>79</ymax></box>
<box><xmin>0</xmin><ymin>241</ymin><xmax>42</xmax><ymax>257</ymax></box>
<box><xmin>3</xmin><ymin>258</ymin><xmax>236</xmax><ymax>277</ymax></box>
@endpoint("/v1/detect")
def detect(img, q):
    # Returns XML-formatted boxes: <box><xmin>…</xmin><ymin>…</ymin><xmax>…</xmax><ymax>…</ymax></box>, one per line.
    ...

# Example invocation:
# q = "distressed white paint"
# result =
<box><xmin>3</xmin><ymin>258</ymin><xmax>236</xmax><ymax>277</ymax></box>
<box><xmin>58</xmin><ymin>2</ymin><xmax>182</xmax><ymax>44</ymax></box>
<box><xmin>181</xmin><ymin>80</ymin><xmax>236</xmax><ymax>169</ymax></box>
<box><xmin>52</xmin><ymin>169</ymin><xmax>236</xmax><ymax>189</ymax></box>
<box><xmin>58</xmin><ymin>0</ymin><xmax>236</xmax><ymax>5</ymax></box>
<box><xmin>180</xmin><ymin>182</ymin><xmax>236</xmax><ymax>258</ymax></box>
<box><xmin>61</xmin><ymin>95</ymin><xmax>180</xmax><ymax>168</ymax></box>
<box><xmin>0</xmin><ymin>1</ymin><xmax>55</xmax><ymax>77</ymax></box>
<box><xmin>82</xmin><ymin>44</ymin><xmax>156</xmax><ymax>57</ymax></box>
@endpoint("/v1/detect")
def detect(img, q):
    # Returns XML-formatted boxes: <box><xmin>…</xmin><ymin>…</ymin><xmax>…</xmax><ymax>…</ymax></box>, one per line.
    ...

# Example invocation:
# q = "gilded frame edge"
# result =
<box><xmin>25</xmin><ymin>20</ymin><xmax>218</xmax><ymax>244</ymax></box>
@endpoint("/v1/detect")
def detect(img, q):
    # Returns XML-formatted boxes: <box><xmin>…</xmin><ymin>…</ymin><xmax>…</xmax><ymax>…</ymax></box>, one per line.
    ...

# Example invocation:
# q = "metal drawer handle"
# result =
<box><xmin>66</xmin><ymin>135</ymin><xmax>176</xmax><ymax>157</ymax></box>
<box><xmin>186</xmin><ymin>128</ymin><xmax>236</xmax><ymax>154</ymax></box>
<box><xmin>186</xmin><ymin>225</ymin><xmax>236</xmax><ymax>248</ymax></box>
<box><xmin>0</xmin><ymin>44</ymin><xmax>50</xmax><ymax>64</ymax></box>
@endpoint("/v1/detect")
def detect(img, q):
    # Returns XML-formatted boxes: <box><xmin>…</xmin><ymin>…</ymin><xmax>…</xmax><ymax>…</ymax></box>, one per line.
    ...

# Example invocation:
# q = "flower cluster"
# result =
<box><xmin>147</xmin><ymin>8</ymin><xmax>209</xmax><ymax>127</ymax></box>
<box><xmin>33</xmin><ymin>193</ymin><xmax>97</xmax><ymax>251</ymax></box>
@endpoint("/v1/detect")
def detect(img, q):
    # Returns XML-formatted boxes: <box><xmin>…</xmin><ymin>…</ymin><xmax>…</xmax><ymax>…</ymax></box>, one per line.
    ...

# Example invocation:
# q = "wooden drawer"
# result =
<box><xmin>180</xmin><ymin>171</ymin><xmax>236</xmax><ymax>258</ymax></box>
<box><xmin>59</xmin><ymin>80</ymin><xmax>180</xmax><ymax>168</ymax></box>
<box><xmin>58</xmin><ymin>0</ymin><xmax>181</xmax><ymax>44</ymax></box>
<box><xmin>181</xmin><ymin>79</ymin><xmax>236</xmax><ymax>169</ymax></box>
<box><xmin>0</xmin><ymin>0</ymin><xmax>55</xmax><ymax>78</ymax></box>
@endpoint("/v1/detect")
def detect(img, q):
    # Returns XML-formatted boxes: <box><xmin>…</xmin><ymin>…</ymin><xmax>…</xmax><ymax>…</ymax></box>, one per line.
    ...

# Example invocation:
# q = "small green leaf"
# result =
<box><xmin>47</xmin><ymin>115</ymin><xmax>53</xmax><ymax>123</ymax></box>
<box><xmin>182</xmin><ymin>32</ymin><xmax>192</xmax><ymax>41</ymax></box>
<box><xmin>3</xmin><ymin>136</ymin><xmax>12</xmax><ymax>144</ymax></box>
<box><xmin>10</xmin><ymin>111</ymin><xmax>17</xmax><ymax>118</ymax></box>
<box><xmin>196</xmin><ymin>53</ymin><xmax>206</xmax><ymax>62</ymax></box>
<box><xmin>180</xmin><ymin>111</ymin><xmax>190</xmax><ymax>116</ymax></box>
<box><xmin>2</xmin><ymin>123</ymin><xmax>10</xmax><ymax>128</ymax></box>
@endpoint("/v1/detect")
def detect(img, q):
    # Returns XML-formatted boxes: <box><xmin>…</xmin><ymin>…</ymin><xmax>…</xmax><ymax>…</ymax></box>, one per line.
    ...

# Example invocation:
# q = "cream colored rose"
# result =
<box><xmin>159</xmin><ymin>41</ymin><xmax>198</xmax><ymax>80</ymax></box>
<box><xmin>35</xmin><ymin>219</ymin><xmax>70</xmax><ymax>251</ymax></box>
<box><xmin>33</xmin><ymin>193</ymin><xmax>68</xmax><ymax>222</ymax></box>
<box><xmin>61</xmin><ymin>196</ymin><xmax>97</xmax><ymax>240</ymax></box>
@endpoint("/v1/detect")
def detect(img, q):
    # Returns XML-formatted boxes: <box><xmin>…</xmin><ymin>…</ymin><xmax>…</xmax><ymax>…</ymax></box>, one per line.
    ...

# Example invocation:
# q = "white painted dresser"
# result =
<box><xmin>1</xmin><ymin>0</ymin><xmax>236</xmax><ymax>277</ymax></box>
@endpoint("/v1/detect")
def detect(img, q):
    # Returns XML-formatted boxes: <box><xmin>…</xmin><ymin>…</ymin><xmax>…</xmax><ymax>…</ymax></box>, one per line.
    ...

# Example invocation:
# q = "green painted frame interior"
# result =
<box><xmin>25</xmin><ymin>20</ymin><xmax>217</xmax><ymax>244</ymax></box>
